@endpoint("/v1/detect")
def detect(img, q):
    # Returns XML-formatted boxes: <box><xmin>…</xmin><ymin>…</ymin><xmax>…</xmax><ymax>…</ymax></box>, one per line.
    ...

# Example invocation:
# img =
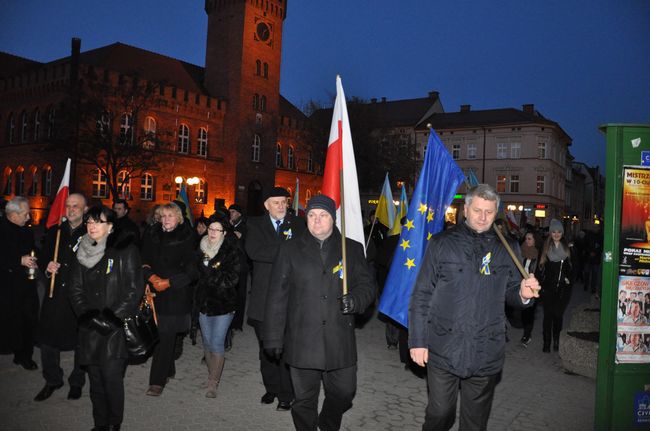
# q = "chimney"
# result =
<box><xmin>428</xmin><ymin>90</ymin><xmax>439</xmax><ymax>99</ymax></box>
<box><xmin>460</xmin><ymin>104</ymin><xmax>471</xmax><ymax>112</ymax></box>
<box><xmin>371</xmin><ymin>98</ymin><xmax>377</xmax><ymax>103</ymax></box>
<box><xmin>381</xmin><ymin>97</ymin><xmax>386</xmax><ymax>103</ymax></box>
<box><xmin>522</xmin><ymin>104</ymin><xmax>535</xmax><ymax>114</ymax></box>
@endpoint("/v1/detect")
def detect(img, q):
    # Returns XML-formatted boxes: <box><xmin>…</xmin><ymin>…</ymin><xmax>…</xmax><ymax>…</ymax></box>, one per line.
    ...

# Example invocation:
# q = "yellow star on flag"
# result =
<box><xmin>427</xmin><ymin>210</ymin><xmax>434</xmax><ymax>222</ymax></box>
<box><xmin>404</xmin><ymin>258</ymin><xmax>416</xmax><ymax>269</ymax></box>
<box><xmin>404</xmin><ymin>219</ymin><xmax>415</xmax><ymax>231</ymax></box>
<box><xmin>427</xmin><ymin>232</ymin><xmax>433</xmax><ymax>241</ymax></box>
<box><xmin>418</xmin><ymin>203</ymin><xmax>427</xmax><ymax>214</ymax></box>
<box><xmin>399</xmin><ymin>239</ymin><xmax>410</xmax><ymax>251</ymax></box>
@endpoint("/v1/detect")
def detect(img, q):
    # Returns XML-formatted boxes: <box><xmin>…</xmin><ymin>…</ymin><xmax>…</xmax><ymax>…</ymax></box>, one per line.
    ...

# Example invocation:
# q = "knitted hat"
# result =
<box><xmin>549</xmin><ymin>218</ymin><xmax>564</xmax><ymax>234</ymax></box>
<box><xmin>306</xmin><ymin>195</ymin><xmax>336</xmax><ymax>221</ymax></box>
<box><xmin>263</xmin><ymin>187</ymin><xmax>290</xmax><ymax>201</ymax></box>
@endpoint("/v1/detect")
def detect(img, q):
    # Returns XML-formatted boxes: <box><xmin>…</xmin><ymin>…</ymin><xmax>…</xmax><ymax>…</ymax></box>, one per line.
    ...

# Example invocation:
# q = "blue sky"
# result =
<box><xmin>2</xmin><ymin>0</ymin><xmax>649</xmax><ymax>169</ymax></box>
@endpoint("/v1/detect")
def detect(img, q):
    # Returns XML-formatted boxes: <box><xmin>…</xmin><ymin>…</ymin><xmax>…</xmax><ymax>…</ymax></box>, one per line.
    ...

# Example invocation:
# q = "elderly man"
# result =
<box><xmin>263</xmin><ymin>195</ymin><xmax>375</xmax><ymax>430</ymax></box>
<box><xmin>409</xmin><ymin>184</ymin><xmax>540</xmax><ymax>431</ymax></box>
<box><xmin>34</xmin><ymin>193</ymin><xmax>88</xmax><ymax>401</ymax></box>
<box><xmin>0</xmin><ymin>196</ymin><xmax>39</xmax><ymax>370</ymax></box>
<box><xmin>246</xmin><ymin>187</ymin><xmax>306</xmax><ymax>411</ymax></box>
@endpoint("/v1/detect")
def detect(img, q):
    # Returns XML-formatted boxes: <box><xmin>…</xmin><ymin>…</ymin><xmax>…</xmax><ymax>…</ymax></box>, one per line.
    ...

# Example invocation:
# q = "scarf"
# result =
<box><xmin>76</xmin><ymin>234</ymin><xmax>108</xmax><ymax>269</ymax></box>
<box><xmin>546</xmin><ymin>241</ymin><xmax>569</xmax><ymax>262</ymax></box>
<box><xmin>200</xmin><ymin>235</ymin><xmax>223</xmax><ymax>260</ymax></box>
<box><xmin>521</xmin><ymin>244</ymin><xmax>539</xmax><ymax>261</ymax></box>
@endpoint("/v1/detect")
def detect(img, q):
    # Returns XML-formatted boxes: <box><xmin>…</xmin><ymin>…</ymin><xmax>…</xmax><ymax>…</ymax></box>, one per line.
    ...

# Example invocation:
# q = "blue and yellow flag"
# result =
<box><xmin>178</xmin><ymin>183</ymin><xmax>194</xmax><ymax>226</ymax></box>
<box><xmin>375</xmin><ymin>173</ymin><xmax>396</xmax><ymax>229</ymax></box>
<box><xmin>388</xmin><ymin>183</ymin><xmax>408</xmax><ymax>237</ymax></box>
<box><xmin>378</xmin><ymin>129</ymin><xmax>465</xmax><ymax>327</ymax></box>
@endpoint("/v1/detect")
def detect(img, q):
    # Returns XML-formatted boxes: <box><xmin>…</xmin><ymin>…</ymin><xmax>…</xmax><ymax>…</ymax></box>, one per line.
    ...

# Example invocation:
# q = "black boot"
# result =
<box><xmin>542</xmin><ymin>332</ymin><xmax>551</xmax><ymax>353</ymax></box>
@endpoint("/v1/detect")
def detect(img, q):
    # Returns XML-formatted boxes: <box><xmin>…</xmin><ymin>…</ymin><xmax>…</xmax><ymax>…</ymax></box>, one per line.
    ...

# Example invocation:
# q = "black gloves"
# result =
<box><xmin>78</xmin><ymin>309</ymin><xmax>121</xmax><ymax>336</ymax></box>
<box><xmin>340</xmin><ymin>294</ymin><xmax>357</xmax><ymax>314</ymax></box>
<box><xmin>264</xmin><ymin>347</ymin><xmax>283</xmax><ymax>361</ymax></box>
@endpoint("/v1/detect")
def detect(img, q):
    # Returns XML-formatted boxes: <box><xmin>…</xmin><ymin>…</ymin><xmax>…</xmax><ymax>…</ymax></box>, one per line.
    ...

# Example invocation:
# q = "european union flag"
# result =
<box><xmin>378</xmin><ymin>129</ymin><xmax>465</xmax><ymax>327</ymax></box>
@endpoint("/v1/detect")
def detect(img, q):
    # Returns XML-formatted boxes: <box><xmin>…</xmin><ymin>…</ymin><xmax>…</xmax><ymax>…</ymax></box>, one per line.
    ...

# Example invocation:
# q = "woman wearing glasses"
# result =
<box><xmin>69</xmin><ymin>206</ymin><xmax>143</xmax><ymax>431</ymax></box>
<box><xmin>191</xmin><ymin>212</ymin><xmax>240</xmax><ymax>398</ymax></box>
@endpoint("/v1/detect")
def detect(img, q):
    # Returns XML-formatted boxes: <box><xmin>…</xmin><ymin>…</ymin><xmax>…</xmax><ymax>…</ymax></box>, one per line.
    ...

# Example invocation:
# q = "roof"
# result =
<box><xmin>279</xmin><ymin>95</ymin><xmax>308</xmax><ymax>120</ymax></box>
<box><xmin>0</xmin><ymin>52</ymin><xmax>42</xmax><ymax>79</ymax></box>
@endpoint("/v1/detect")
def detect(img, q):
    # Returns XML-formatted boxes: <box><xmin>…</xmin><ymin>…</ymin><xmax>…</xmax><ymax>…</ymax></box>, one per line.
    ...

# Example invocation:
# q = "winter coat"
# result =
<box><xmin>37</xmin><ymin>221</ymin><xmax>86</xmax><ymax>350</ymax></box>
<box><xmin>194</xmin><ymin>238</ymin><xmax>241</xmax><ymax>316</ymax></box>
<box><xmin>409</xmin><ymin>222</ymin><xmax>530</xmax><ymax>378</ymax></box>
<box><xmin>262</xmin><ymin>228</ymin><xmax>376</xmax><ymax>370</ymax></box>
<box><xmin>536</xmin><ymin>252</ymin><xmax>573</xmax><ymax>297</ymax></box>
<box><xmin>245</xmin><ymin>213</ymin><xmax>306</xmax><ymax>322</ymax></box>
<box><xmin>69</xmin><ymin>232</ymin><xmax>143</xmax><ymax>365</ymax></box>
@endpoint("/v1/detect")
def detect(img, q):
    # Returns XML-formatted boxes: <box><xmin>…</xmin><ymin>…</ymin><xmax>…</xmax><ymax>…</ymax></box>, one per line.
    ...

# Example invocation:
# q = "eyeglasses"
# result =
<box><xmin>208</xmin><ymin>227</ymin><xmax>224</xmax><ymax>233</ymax></box>
<box><xmin>85</xmin><ymin>220</ymin><xmax>108</xmax><ymax>226</ymax></box>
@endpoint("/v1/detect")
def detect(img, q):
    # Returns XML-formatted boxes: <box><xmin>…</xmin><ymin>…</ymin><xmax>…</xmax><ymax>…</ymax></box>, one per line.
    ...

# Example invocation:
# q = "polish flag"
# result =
<box><xmin>321</xmin><ymin>76</ymin><xmax>365</xmax><ymax>252</ymax></box>
<box><xmin>45</xmin><ymin>159</ymin><xmax>71</xmax><ymax>228</ymax></box>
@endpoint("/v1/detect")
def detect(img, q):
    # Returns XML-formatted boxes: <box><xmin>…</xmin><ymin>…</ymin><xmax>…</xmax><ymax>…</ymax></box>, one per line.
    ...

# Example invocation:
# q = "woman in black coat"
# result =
<box><xmin>519</xmin><ymin>231</ymin><xmax>540</xmax><ymax>346</ymax></box>
<box><xmin>141</xmin><ymin>202</ymin><xmax>197</xmax><ymax>396</ymax></box>
<box><xmin>191</xmin><ymin>212</ymin><xmax>240</xmax><ymax>398</ymax></box>
<box><xmin>69</xmin><ymin>206</ymin><xmax>143</xmax><ymax>431</ymax></box>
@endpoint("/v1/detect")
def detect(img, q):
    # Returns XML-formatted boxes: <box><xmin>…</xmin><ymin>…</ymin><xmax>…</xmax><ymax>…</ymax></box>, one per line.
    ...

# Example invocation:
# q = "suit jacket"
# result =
<box><xmin>245</xmin><ymin>213</ymin><xmax>305</xmax><ymax>322</ymax></box>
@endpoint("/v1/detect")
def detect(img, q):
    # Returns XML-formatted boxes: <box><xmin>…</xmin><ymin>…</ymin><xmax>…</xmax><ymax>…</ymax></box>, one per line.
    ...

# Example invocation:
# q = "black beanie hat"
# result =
<box><xmin>306</xmin><ymin>195</ymin><xmax>336</xmax><ymax>221</ymax></box>
<box><xmin>264</xmin><ymin>186</ymin><xmax>290</xmax><ymax>201</ymax></box>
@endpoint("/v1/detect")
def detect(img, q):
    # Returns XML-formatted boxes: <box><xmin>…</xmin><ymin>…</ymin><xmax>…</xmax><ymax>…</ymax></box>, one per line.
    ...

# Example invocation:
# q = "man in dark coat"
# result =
<box><xmin>263</xmin><ymin>195</ymin><xmax>375</xmax><ymax>431</ymax></box>
<box><xmin>0</xmin><ymin>196</ymin><xmax>39</xmax><ymax>371</ymax></box>
<box><xmin>34</xmin><ymin>193</ymin><xmax>88</xmax><ymax>401</ymax></box>
<box><xmin>245</xmin><ymin>186</ymin><xmax>306</xmax><ymax>410</ymax></box>
<box><xmin>409</xmin><ymin>184</ymin><xmax>540</xmax><ymax>431</ymax></box>
<box><xmin>228</xmin><ymin>203</ymin><xmax>249</xmax><ymax>333</ymax></box>
<box><xmin>112</xmin><ymin>199</ymin><xmax>141</xmax><ymax>246</ymax></box>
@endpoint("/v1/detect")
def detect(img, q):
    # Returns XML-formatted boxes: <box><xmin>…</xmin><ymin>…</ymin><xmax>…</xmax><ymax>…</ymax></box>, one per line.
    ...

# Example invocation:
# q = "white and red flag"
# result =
<box><xmin>321</xmin><ymin>76</ymin><xmax>365</xmax><ymax>252</ymax></box>
<box><xmin>45</xmin><ymin>158</ymin><xmax>71</xmax><ymax>228</ymax></box>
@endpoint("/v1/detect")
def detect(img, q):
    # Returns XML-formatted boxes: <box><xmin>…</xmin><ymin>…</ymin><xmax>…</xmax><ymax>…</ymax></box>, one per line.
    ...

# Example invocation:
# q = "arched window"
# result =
<box><xmin>2</xmin><ymin>167</ymin><xmax>12</xmax><ymax>196</ymax></box>
<box><xmin>287</xmin><ymin>146</ymin><xmax>295</xmax><ymax>170</ymax></box>
<box><xmin>140</xmin><ymin>173</ymin><xmax>154</xmax><ymax>200</ymax></box>
<box><xmin>263</xmin><ymin>62</ymin><xmax>268</xmax><ymax>78</ymax></box>
<box><xmin>275</xmin><ymin>143</ymin><xmax>282</xmax><ymax>167</ymax></box>
<box><xmin>28</xmin><ymin>167</ymin><xmax>38</xmax><ymax>196</ymax></box>
<box><xmin>143</xmin><ymin>116</ymin><xmax>156</xmax><ymax>149</ymax></box>
<box><xmin>15</xmin><ymin>166</ymin><xmax>24</xmax><ymax>195</ymax></box>
<box><xmin>41</xmin><ymin>166</ymin><xmax>52</xmax><ymax>196</ymax></box>
<box><xmin>253</xmin><ymin>93</ymin><xmax>259</xmax><ymax>111</ymax></box>
<box><xmin>256</xmin><ymin>60</ymin><xmax>261</xmax><ymax>76</ymax></box>
<box><xmin>92</xmin><ymin>169</ymin><xmax>108</xmax><ymax>198</ymax></box>
<box><xmin>194</xmin><ymin>179</ymin><xmax>206</xmax><ymax>204</ymax></box>
<box><xmin>117</xmin><ymin>170</ymin><xmax>131</xmax><ymax>199</ymax></box>
<box><xmin>306</xmin><ymin>150</ymin><xmax>313</xmax><ymax>172</ymax></box>
<box><xmin>21</xmin><ymin>111</ymin><xmax>29</xmax><ymax>143</ymax></box>
<box><xmin>306</xmin><ymin>189</ymin><xmax>312</xmax><ymax>202</ymax></box>
<box><xmin>47</xmin><ymin>106</ymin><xmax>56</xmax><ymax>139</ymax></box>
<box><xmin>119</xmin><ymin>113</ymin><xmax>133</xmax><ymax>145</ymax></box>
<box><xmin>33</xmin><ymin>109</ymin><xmax>40</xmax><ymax>142</ymax></box>
<box><xmin>6</xmin><ymin>113</ymin><xmax>14</xmax><ymax>144</ymax></box>
<box><xmin>260</xmin><ymin>96</ymin><xmax>267</xmax><ymax>113</ymax></box>
<box><xmin>197</xmin><ymin>128</ymin><xmax>208</xmax><ymax>157</ymax></box>
<box><xmin>178</xmin><ymin>124</ymin><xmax>190</xmax><ymax>153</ymax></box>
<box><xmin>251</xmin><ymin>134</ymin><xmax>261</xmax><ymax>162</ymax></box>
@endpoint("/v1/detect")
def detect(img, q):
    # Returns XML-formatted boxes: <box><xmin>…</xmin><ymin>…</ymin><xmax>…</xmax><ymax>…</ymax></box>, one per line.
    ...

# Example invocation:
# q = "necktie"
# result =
<box><xmin>275</xmin><ymin>220</ymin><xmax>282</xmax><ymax>235</ymax></box>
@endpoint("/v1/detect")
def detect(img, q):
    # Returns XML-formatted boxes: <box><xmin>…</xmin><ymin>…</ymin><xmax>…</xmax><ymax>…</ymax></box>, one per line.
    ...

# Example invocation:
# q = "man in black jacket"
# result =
<box><xmin>263</xmin><ymin>195</ymin><xmax>375</xmax><ymax>431</ymax></box>
<box><xmin>245</xmin><ymin>187</ymin><xmax>306</xmax><ymax>411</ymax></box>
<box><xmin>409</xmin><ymin>184</ymin><xmax>540</xmax><ymax>431</ymax></box>
<box><xmin>35</xmin><ymin>193</ymin><xmax>88</xmax><ymax>401</ymax></box>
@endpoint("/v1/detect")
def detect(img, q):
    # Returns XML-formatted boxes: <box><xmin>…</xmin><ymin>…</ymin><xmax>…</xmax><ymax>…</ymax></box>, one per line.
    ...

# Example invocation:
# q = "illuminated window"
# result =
<box><xmin>194</xmin><ymin>179</ymin><xmax>206</xmax><ymax>204</ymax></box>
<box><xmin>143</xmin><ymin>116</ymin><xmax>156</xmax><ymax>149</ymax></box>
<box><xmin>117</xmin><ymin>171</ymin><xmax>131</xmax><ymax>199</ymax></box>
<box><xmin>198</xmin><ymin>128</ymin><xmax>208</xmax><ymax>157</ymax></box>
<box><xmin>92</xmin><ymin>169</ymin><xmax>108</xmax><ymax>198</ymax></box>
<box><xmin>496</xmin><ymin>175</ymin><xmax>506</xmax><ymax>193</ymax></box>
<box><xmin>178</xmin><ymin>124</ymin><xmax>190</xmax><ymax>153</ymax></box>
<box><xmin>140</xmin><ymin>173</ymin><xmax>154</xmax><ymax>200</ymax></box>
<box><xmin>119</xmin><ymin>113</ymin><xmax>133</xmax><ymax>145</ymax></box>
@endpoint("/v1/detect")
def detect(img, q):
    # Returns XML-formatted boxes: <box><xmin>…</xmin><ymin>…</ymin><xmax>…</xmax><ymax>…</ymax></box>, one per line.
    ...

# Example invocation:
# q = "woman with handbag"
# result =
<box><xmin>191</xmin><ymin>212</ymin><xmax>240</xmax><ymax>398</ymax></box>
<box><xmin>141</xmin><ymin>202</ymin><xmax>197</xmax><ymax>396</ymax></box>
<box><xmin>69</xmin><ymin>206</ymin><xmax>143</xmax><ymax>431</ymax></box>
<box><xmin>536</xmin><ymin>219</ymin><xmax>573</xmax><ymax>353</ymax></box>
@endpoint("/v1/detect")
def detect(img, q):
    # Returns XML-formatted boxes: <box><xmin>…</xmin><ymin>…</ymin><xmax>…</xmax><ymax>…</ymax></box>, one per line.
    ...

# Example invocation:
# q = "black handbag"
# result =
<box><xmin>124</xmin><ymin>289</ymin><xmax>159</xmax><ymax>356</ymax></box>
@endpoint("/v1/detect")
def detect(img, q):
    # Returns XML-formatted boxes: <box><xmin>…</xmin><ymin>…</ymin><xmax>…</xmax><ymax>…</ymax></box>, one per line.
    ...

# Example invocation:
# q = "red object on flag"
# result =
<box><xmin>46</xmin><ymin>159</ymin><xmax>71</xmax><ymax>228</ymax></box>
<box><xmin>321</xmin><ymin>76</ymin><xmax>365</xmax><ymax>251</ymax></box>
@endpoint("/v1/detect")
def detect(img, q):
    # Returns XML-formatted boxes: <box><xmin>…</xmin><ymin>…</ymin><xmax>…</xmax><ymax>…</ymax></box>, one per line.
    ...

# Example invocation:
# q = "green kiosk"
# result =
<box><xmin>596</xmin><ymin>124</ymin><xmax>650</xmax><ymax>430</ymax></box>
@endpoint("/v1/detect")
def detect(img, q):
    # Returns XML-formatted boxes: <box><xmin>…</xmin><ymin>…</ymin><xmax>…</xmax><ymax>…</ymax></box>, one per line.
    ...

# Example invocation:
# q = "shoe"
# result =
<box><xmin>387</xmin><ymin>343</ymin><xmax>398</xmax><ymax>350</ymax></box>
<box><xmin>145</xmin><ymin>385</ymin><xmax>164</xmax><ymax>396</ymax></box>
<box><xmin>110</xmin><ymin>424</ymin><xmax>121</xmax><ymax>430</ymax></box>
<box><xmin>14</xmin><ymin>358</ymin><xmax>38</xmax><ymax>371</ymax></box>
<box><xmin>34</xmin><ymin>383</ymin><xmax>63</xmax><ymax>401</ymax></box>
<box><xmin>261</xmin><ymin>392</ymin><xmax>276</xmax><ymax>404</ymax></box>
<box><xmin>67</xmin><ymin>386</ymin><xmax>82</xmax><ymax>400</ymax></box>
<box><xmin>542</xmin><ymin>345</ymin><xmax>551</xmax><ymax>353</ymax></box>
<box><xmin>520</xmin><ymin>336</ymin><xmax>531</xmax><ymax>347</ymax></box>
<box><xmin>277</xmin><ymin>400</ymin><xmax>292</xmax><ymax>411</ymax></box>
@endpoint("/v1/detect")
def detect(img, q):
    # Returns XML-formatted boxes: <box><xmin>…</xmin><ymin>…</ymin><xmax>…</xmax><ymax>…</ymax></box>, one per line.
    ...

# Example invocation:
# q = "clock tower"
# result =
<box><xmin>204</xmin><ymin>0</ymin><xmax>287</xmax><ymax>212</ymax></box>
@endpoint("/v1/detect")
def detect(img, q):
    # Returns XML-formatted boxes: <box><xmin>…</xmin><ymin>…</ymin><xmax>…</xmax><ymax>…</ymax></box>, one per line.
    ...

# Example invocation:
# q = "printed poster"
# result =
<box><xmin>619</xmin><ymin>167</ymin><xmax>650</xmax><ymax>276</ymax></box>
<box><xmin>616</xmin><ymin>276</ymin><xmax>650</xmax><ymax>363</ymax></box>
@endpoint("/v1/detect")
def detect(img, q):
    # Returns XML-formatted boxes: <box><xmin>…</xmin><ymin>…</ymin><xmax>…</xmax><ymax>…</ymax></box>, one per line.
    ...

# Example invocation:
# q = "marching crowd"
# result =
<box><xmin>0</xmin><ymin>183</ymin><xmax>600</xmax><ymax>431</ymax></box>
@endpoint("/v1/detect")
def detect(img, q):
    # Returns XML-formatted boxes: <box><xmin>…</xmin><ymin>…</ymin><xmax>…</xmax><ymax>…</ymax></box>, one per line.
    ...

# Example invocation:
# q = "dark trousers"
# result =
<box><xmin>251</xmin><ymin>319</ymin><xmax>293</xmax><ymax>402</ymax></box>
<box><xmin>40</xmin><ymin>343</ymin><xmax>86</xmax><ymax>388</ymax></box>
<box><xmin>583</xmin><ymin>263</ymin><xmax>601</xmax><ymax>294</ymax></box>
<box><xmin>87</xmin><ymin>359</ymin><xmax>126</xmax><ymax>428</ymax></box>
<box><xmin>290</xmin><ymin>365</ymin><xmax>357</xmax><ymax>431</ymax></box>
<box><xmin>542</xmin><ymin>289</ymin><xmax>571</xmax><ymax>344</ymax></box>
<box><xmin>230</xmin><ymin>270</ymin><xmax>248</xmax><ymax>331</ymax></box>
<box><xmin>423</xmin><ymin>364</ymin><xmax>498</xmax><ymax>431</ymax></box>
<box><xmin>149</xmin><ymin>330</ymin><xmax>177</xmax><ymax>386</ymax></box>
<box><xmin>12</xmin><ymin>291</ymin><xmax>38</xmax><ymax>362</ymax></box>
<box><xmin>521</xmin><ymin>302</ymin><xmax>537</xmax><ymax>339</ymax></box>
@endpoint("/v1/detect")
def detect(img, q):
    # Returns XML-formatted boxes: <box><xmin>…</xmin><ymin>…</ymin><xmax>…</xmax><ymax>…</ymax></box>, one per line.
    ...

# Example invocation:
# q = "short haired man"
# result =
<box><xmin>245</xmin><ymin>187</ymin><xmax>306</xmax><ymax>410</ymax></box>
<box><xmin>0</xmin><ymin>196</ymin><xmax>39</xmax><ymax>370</ymax></box>
<box><xmin>409</xmin><ymin>184</ymin><xmax>540</xmax><ymax>431</ymax></box>
<box><xmin>112</xmin><ymin>199</ymin><xmax>140</xmax><ymax>245</ymax></box>
<box><xmin>263</xmin><ymin>195</ymin><xmax>375</xmax><ymax>430</ymax></box>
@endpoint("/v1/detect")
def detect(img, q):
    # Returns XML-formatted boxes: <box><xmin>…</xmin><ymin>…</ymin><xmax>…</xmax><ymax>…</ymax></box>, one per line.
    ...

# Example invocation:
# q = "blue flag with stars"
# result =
<box><xmin>378</xmin><ymin>128</ymin><xmax>465</xmax><ymax>327</ymax></box>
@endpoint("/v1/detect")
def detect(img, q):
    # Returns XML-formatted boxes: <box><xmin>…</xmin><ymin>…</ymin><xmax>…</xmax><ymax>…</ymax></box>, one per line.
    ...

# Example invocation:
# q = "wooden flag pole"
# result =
<box><xmin>492</xmin><ymin>223</ymin><xmax>531</xmax><ymax>280</ymax></box>
<box><xmin>48</xmin><ymin>225</ymin><xmax>63</xmax><ymax>298</ymax></box>
<box><xmin>340</xmin><ymin>169</ymin><xmax>349</xmax><ymax>295</ymax></box>
<box><xmin>365</xmin><ymin>216</ymin><xmax>378</xmax><ymax>251</ymax></box>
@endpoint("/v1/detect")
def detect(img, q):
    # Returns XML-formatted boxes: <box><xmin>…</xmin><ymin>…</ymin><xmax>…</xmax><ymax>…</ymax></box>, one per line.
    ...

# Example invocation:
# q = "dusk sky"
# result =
<box><xmin>2</xmin><ymin>0</ymin><xmax>649</xmax><ymax>170</ymax></box>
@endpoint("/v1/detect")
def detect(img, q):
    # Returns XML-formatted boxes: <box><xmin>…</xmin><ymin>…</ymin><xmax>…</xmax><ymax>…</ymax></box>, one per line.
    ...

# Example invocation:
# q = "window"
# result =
<box><xmin>496</xmin><ymin>175</ymin><xmax>506</xmax><ymax>193</ymax></box>
<box><xmin>97</xmin><ymin>112</ymin><xmax>111</xmax><ymax>136</ymax></box>
<box><xmin>253</xmin><ymin>94</ymin><xmax>259</xmax><ymax>110</ymax></box>
<box><xmin>119</xmin><ymin>113</ymin><xmax>134</xmax><ymax>145</ymax></box>
<box><xmin>287</xmin><ymin>146</ymin><xmax>295</xmax><ymax>170</ymax></box>
<box><xmin>178</xmin><ymin>124</ymin><xmax>190</xmax><ymax>153</ymax></box>
<box><xmin>251</xmin><ymin>134</ymin><xmax>261</xmax><ymax>162</ymax></box>
<box><xmin>536</xmin><ymin>175</ymin><xmax>545</xmax><ymax>194</ymax></box>
<box><xmin>275</xmin><ymin>143</ymin><xmax>282</xmax><ymax>167</ymax></box>
<box><xmin>538</xmin><ymin>142</ymin><xmax>546</xmax><ymax>159</ymax></box>
<box><xmin>42</xmin><ymin>166</ymin><xmax>52</xmax><ymax>196</ymax></box>
<box><xmin>511</xmin><ymin>142</ymin><xmax>521</xmax><ymax>159</ymax></box>
<box><xmin>306</xmin><ymin>189</ymin><xmax>312</xmax><ymax>201</ymax></box>
<box><xmin>263</xmin><ymin>62</ymin><xmax>268</xmax><ymax>78</ymax></box>
<box><xmin>260</xmin><ymin>96</ymin><xmax>267</xmax><ymax>113</ymax></box>
<box><xmin>33</xmin><ymin>110</ymin><xmax>40</xmax><ymax>141</ymax></box>
<box><xmin>47</xmin><ymin>106</ymin><xmax>56</xmax><ymax>139</ymax></box>
<box><xmin>29</xmin><ymin>168</ymin><xmax>38</xmax><ymax>196</ymax></box>
<box><xmin>256</xmin><ymin>60</ymin><xmax>261</xmax><ymax>76</ymax></box>
<box><xmin>140</xmin><ymin>173</ymin><xmax>154</xmax><ymax>200</ymax></box>
<box><xmin>467</xmin><ymin>143</ymin><xmax>476</xmax><ymax>159</ymax></box>
<box><xmin>143</xmin><ymin>116</ymin><xmax>156</xmax><ymax>149</ymax></box>
<box><xmin>452</xmin><ymin>144</ymin><xmax>461</xmax><ymax>160</ymax></box>
<box><xmin>92</xmin><ymin>169</ymin><xmax>108</xmax><ymax>198</ymax></box>
<box><xmin>2</xmin><ymin>168</ymin><xmax>12</xmax><ymax>195</ymax></box>
<box><xmin>197</xmin><ymin>128</ymin><xmax>208</xmax><ymax>157</ymax></box>
<box><xmin>117</xmin><ymin>171</ymin><xmax>131</xmax><ymax>199</ymax></box>
<box><xmin>496</xmin><ymin>143</ymin><xmax>507</xmax><ymax>159</ymax></box>
<box><xmin>307</xmin><ymin>150</ymin><xmax>313</xmax><ymax>172</ymax></box>
<box><xmin>510</xmin><ymin>175</ymin><xmax>519</xmax><ymax>193</ymax></box>
<box><xmin>21</xmin><ymin>111</ymin><xmax>29</xmax><ymax>143</ymax></box>
<box><xmin>6</xmin><ymin>113</ymin><xmax>14</xmax><ymax>144</ymax></box>
<box><xmin>15</xmin><ymin>167</ymin><xmax>25</xmax><ymax>195</ymax></box>
<box><xmin>194</xmin><ymin>179</ymin><xmax>206</xmax><ymax>204</ymax></box>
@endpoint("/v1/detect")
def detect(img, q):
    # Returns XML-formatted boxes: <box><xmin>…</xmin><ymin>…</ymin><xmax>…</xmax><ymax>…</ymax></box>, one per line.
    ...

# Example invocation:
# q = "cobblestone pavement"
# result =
<box><xmin>0</xmin><ymin>285</ymin><xmax>595</xmax><ymax>431</ymax></box>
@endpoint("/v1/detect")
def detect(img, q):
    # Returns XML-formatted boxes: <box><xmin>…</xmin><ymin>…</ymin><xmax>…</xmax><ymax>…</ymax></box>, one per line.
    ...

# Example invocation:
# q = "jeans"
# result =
<box><xmin>199</xmin><ymin>312</ymin><xmax>234</xmax><ymax>354</ymax></box>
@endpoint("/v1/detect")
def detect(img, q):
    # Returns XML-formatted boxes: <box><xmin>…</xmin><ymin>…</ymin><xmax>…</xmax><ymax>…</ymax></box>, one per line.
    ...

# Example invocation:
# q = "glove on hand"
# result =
<box><xmin>152</xmin><ymin>278</ymin><xmax>171</xmax><ymax>292</ymax></box>
<box><xmin>340</xmin><ymin>294</ymin><xmax>357</xmax><ymax>314</ymax></box>
<box><xmin>264</xmin><ymin>347</ymin><xmax>283</xmax><ymax>361</ymax></box>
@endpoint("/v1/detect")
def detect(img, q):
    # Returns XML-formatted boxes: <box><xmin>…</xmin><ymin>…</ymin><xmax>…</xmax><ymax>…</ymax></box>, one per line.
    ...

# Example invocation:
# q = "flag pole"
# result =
<box><xmin>492</xmin><ymin>224</ymin><xmax>535</xmax><ymax>283</ymax></box>
<box><xmin>365</xmin><ymin>215</ymin><xmax>377</xmax><ymax>250</ymax></box>
<box><xmin>340</xmin><ymin>169</ymin><xmax>349</xmax><ymax>296</ymax></box>
<box><xmin>48</xmin><ymin>223</ymin><xmax>63</xmax><ymax>298</ymax></box>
